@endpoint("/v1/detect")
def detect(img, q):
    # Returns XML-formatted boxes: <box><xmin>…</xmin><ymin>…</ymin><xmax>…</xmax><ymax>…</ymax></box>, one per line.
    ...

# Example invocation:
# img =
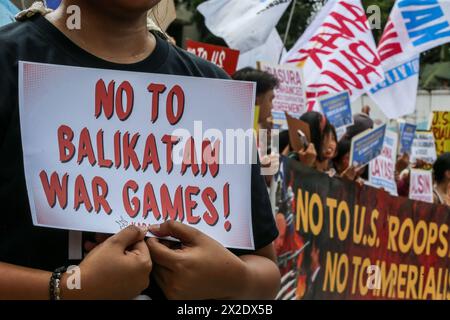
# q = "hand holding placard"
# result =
<box><xmin>147</xmin><ymin>221</ymin><xmax>246</xmax><ymax>299</ymax></box>
<box><xmin>285</xmin><ymin>112</ymin><xmax>311</xmax><ymax>152</ymax></box>
<box><xmin>66</xmin><ymin>225</ymin><xmax>151</xmax><ymax>299</ymax></box>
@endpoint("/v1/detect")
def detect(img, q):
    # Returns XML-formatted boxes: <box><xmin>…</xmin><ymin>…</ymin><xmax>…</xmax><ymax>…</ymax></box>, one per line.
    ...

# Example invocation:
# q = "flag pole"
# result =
<box><xmin>278</xmin><ymin>0</ymin><xmax>297</xmax><ymax>64</ymax></box>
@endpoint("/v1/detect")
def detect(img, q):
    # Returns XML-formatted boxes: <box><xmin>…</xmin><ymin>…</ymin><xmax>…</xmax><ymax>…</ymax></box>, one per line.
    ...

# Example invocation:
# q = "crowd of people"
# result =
<box><xmin>239</xmin><ymin>67</ymin><xmax>450</xmax><ymax>208</ymax></box>
<box><xmin>238</xmin><ymin>67</ymin><xmax>450</xmax><ymax>299</ymax></box>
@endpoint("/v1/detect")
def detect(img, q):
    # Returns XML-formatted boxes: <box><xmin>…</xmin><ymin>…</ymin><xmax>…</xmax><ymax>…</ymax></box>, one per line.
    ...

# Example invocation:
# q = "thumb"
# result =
<box><xmin>109</xmin><ymin>225</ymin><xmax>147</xmax><ymax>248</ymax></box>
<box><xmin>149</xmin><ymin>220</ymin><xmax>201</xmax><ymax>245</ymax></box>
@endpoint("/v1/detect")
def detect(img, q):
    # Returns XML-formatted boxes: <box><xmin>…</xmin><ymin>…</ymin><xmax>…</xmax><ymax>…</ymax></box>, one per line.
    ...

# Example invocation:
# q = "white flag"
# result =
<box><xmin>282</xmin><ymin>0</ymin><xmax>384</xmax><ymax>111</ymax></box>
<box><xmin>384</xmin><ymin>0</ymin><xmax>450</xmax><ymax>59</ymax></box>
<box><xmin>369</xmin><ymin>0</ymin><xmax>450</xmax><ymax>119</ymax></box>
<box><xmin>197</xmin><ymin>0</ymin><xmax>291</xmax><ymax>53</ymax></box>
<box><xmin>368</xmin><ymin>54</ymin><xmax>420</xmax><ymax>120</ymax></box>
<box><xmin>237</xmin><ymin>29</ymin><xmax>286</xmax><ymax>70</ymax></box>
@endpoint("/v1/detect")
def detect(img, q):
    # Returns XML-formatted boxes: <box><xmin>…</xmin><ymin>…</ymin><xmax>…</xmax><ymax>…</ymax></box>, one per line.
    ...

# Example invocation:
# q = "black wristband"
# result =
<box><xmin>49</xmin><ymin>266</ymin><xmax>67</xmax><ymax>300</ymax></box>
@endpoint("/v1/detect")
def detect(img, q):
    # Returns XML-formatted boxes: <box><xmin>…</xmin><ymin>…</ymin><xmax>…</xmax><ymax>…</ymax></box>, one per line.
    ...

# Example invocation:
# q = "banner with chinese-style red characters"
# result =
<box><xmin>281</xmin><ymin>0</ymin><xmax>383</xmax><ymax>111</ymax></box>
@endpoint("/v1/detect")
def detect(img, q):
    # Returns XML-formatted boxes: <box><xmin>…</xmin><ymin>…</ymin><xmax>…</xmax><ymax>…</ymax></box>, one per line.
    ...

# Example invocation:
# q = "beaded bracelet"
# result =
<box><xmin>49</xmin><ymin>266</ymin><xmax>67</xmax><ymax>300</ymax></box>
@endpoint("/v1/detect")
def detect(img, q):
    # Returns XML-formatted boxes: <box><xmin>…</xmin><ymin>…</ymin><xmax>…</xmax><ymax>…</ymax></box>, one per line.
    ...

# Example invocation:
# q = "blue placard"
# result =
<box><xmin>350</xmin><ymin>124</ymin><xmax>387</xmax><ymax>167</ymax></box>
<box><xmin>319</xmin><ymin>91</ymin><xmax>353</xmax><ymax>129</ymax></box>
<box><xmin>399</xmin><ymin>122</ymin><xmax>417</xmax><ymax>155</ymax></box>
<box><xmin>272</xmin><ymin>110</ymin><xmax>299</xmax><ymax>130</ymax></box>
<box><xmin>46</xmin><ymin>0</ymin><xmax>62</xmax><ymax>9</ymax></box>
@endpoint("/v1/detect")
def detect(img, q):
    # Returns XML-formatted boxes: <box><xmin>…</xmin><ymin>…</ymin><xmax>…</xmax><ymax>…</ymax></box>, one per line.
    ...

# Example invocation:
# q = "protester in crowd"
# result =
<box><xmin>232</xmin><ymin>67</ymin><xmax>280</xmax><ymax>188</ymax></box>
<box><xmin>297</xmin><ymin>112</ymin><xmax>337</xmax><ymax>174</ymax></box>
<box><xmin>332</xmin><ymin>138</ymin><xmax>351</xmax><ymax>175</ymax></box>
<box><xmin>395</xmin><ymin>153</ymin><xmax>410</xmax><ymax>197</ymax></box>
<box><xmin>338</xmin><ymin>112</ymin><xmax>376</xmax><ymax>182</ymax></box>
<box><xmin>0</xmin><ymin>0</ymin><xmax>280</xmax><ymax>299</ymax></box>
<box><xmin>331</xmin><ymin>138</ymin><xmax>367</xmax><ymax>182</ymax></box>
<box><xmin>332</xmin><ymin>138</ymin><xmax>360</xmax><ymax>179</ymax></box>
<box><xmin>283</xmin><ymin>112</ymin><xmax>337</xmax><ymax>176</ymax></box>
<box><xmin>396</xmin><ymin>153</ymin><xmax>410</xmax><ymax>179</ymax></box>
<box><xmin>396</xmin><ymin>157</ymin><xmax>434</xmax><ymax>198</ymax></box>
<box><xmin>433</xmin><ymin>152</ymin><xmax>450</xmax><ymax>206</ymax></box>
<box><xmin>361</xmin><ymin>105</ymin><xmax>371</xmax><ymax>117</ymax></box>
<box><xmin>344</xmin><ymin>112</ymin><xmax>374</xmax><ymax>140</ymax></box>
<box><xmin>232</xmin><ymin>67</ymin><xmax>279</xmax><ymax>133</ymax></box>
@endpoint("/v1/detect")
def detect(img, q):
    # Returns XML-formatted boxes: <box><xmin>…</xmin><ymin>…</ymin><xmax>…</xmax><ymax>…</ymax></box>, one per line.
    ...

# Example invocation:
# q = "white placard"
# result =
<box><xmin>19</xmin><ymin>61</ymin><xmax>257</xmax><ymax>250</ymax></box>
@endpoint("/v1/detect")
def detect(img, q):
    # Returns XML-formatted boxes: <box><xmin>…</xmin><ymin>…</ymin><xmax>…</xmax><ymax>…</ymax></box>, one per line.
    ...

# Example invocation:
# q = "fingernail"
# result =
<box><xmin>139</xmin><ymin>225</ymin><xmax>149</xmax><ymax>233</ymax></box>
<box><xmin>148</xmin><ymin>224</ymin><xmax>161</xmax><ymax>234</ymax></box>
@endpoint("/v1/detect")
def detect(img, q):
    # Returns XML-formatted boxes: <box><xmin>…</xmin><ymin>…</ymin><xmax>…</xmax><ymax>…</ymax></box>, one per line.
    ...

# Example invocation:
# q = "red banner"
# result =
<box><xmin>185</xmin><ymin>40</ymin><xmax>240</xmax><ymax>76</ymax></box>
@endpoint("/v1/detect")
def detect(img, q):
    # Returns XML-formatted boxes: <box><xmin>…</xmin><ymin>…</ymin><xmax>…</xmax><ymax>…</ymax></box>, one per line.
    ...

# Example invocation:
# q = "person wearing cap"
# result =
<box><xmin>344</xmin><ymin>112</ymin><xmax>374</xmax><ymax>140</ymax></box>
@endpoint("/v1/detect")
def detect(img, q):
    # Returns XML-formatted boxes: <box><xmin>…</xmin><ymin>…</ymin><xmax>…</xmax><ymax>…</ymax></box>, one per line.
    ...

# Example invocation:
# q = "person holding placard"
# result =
<box><xmin>332</xmin><ymin>138</ymin><xmax>351</xmax><ymax>176</ymax></box>
<box><xmin>298</xmin><ymin>112</ymin><xmax>338</xmax><ymax>174</ymax></box>
<box><xmin>0</xmin><ymin>0</ymin><xmax>280</xmax><ymax>300</ymax></box>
